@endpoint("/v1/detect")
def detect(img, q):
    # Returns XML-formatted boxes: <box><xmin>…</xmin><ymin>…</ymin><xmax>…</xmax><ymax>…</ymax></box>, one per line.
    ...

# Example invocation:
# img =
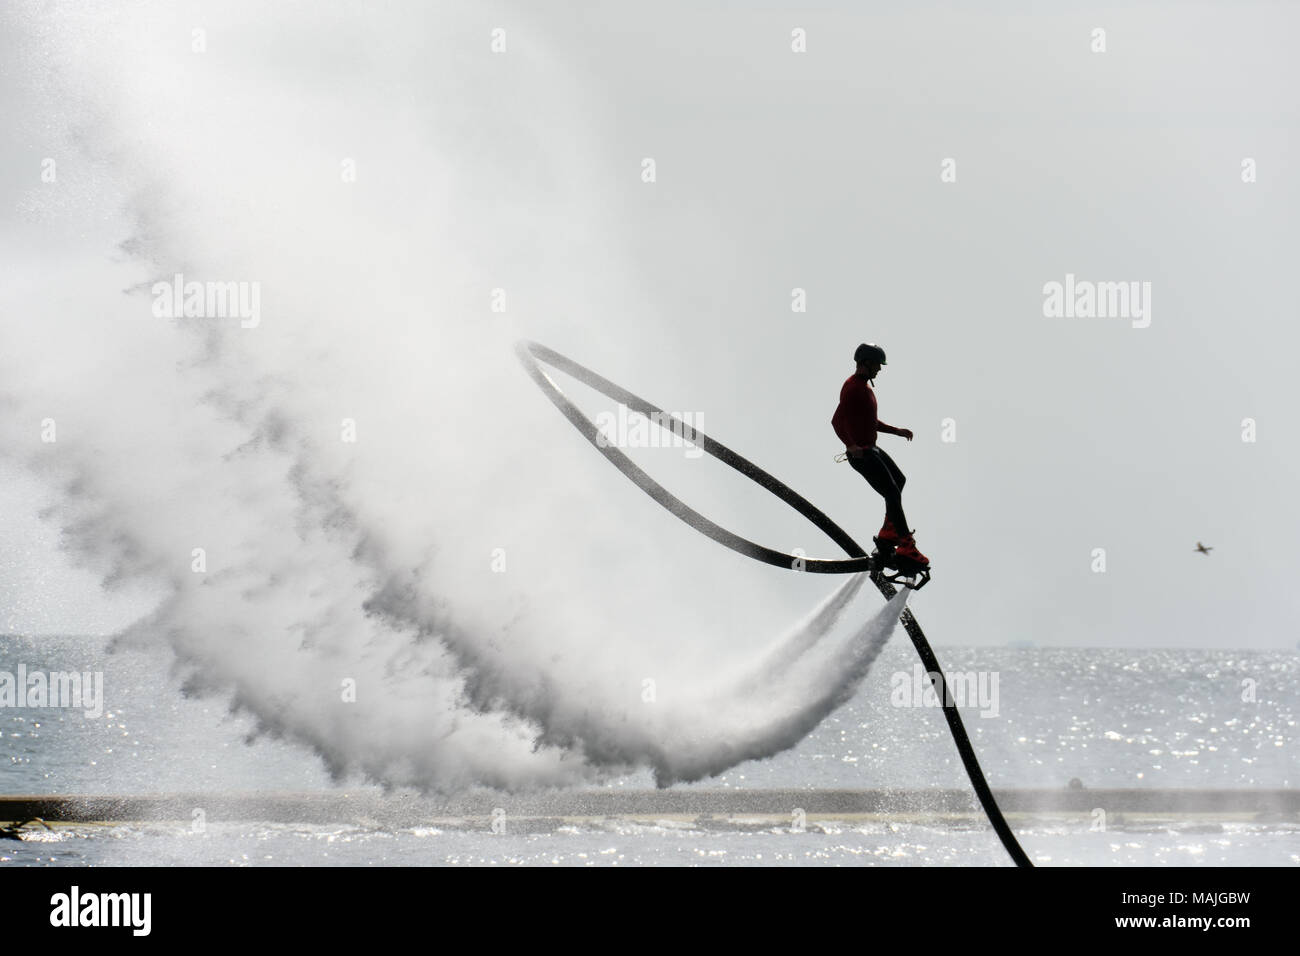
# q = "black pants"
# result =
<box><xmin>848</xmin><ymin>446</ymin><xmax>909</xmax><ymax>535</ymax></box>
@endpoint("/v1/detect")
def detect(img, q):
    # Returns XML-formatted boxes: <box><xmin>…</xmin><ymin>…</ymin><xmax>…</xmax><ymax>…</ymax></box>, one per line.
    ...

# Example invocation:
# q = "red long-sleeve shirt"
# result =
<box><xmin>831</xmin><ymin>373</ymin><xmax>902</xmax><ymax>449</ymax></box>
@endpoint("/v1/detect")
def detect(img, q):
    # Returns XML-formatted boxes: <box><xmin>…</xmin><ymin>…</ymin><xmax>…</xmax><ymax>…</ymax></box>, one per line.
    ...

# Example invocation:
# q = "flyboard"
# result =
<box><xmin>515</xmin><ymin>340</ymin><xmax>1033</xmax><ymax>868</ymax></box>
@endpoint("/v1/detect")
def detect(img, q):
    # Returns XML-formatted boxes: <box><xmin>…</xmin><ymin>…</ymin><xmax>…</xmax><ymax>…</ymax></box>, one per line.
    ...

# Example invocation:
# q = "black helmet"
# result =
<box><xmin>854</xmin><ymin>342</ymin><xmax>887</xmax><ymax>365</ymax></box>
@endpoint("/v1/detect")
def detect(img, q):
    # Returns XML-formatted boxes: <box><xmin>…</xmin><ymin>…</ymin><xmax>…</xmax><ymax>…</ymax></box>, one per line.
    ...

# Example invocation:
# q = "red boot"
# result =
<box><xmin>875</xmin><ymin>518</ymin><xmax>905</xmax><ymax>548</ymax></box>
<box><xmin>895</xmin><ymin>534</ymin><xmax>929</xmax><ymax>566</ymax></box>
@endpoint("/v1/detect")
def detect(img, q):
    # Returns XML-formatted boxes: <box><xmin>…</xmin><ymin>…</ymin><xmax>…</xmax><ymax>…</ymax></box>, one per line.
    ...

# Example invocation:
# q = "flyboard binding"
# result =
<box><xmin>870</xmin><ymin>535</ymin><xmax>931</xmax><ymax>591</ymax></box>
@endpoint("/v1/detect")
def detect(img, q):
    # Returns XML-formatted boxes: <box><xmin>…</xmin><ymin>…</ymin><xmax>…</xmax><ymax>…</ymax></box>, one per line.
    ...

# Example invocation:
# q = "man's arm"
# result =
<box><xmin>834</xmin><ymin>390</ymin><xmax>875</xmax><ymax>455</ymax></box>
<box><xmin>832</xmin><ymin>386</ymin><xmax>868</xmax><ymax>447</ymax></box>
<box><xmin>877</xmin><ymin>421</ymin><xmax>914</xmax><ymax>441</ymax></box>
<box><xmin>832</xmin><ymin>411</ymin><xmax>856</xmax><ymax>447</ymax></box>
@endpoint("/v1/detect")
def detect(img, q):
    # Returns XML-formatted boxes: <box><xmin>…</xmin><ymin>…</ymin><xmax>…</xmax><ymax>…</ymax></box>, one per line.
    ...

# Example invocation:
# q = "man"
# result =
<box><xmin>831</xmin><ymin>342</ymin><xmax>929</xmax><ymax>566</ymax></box>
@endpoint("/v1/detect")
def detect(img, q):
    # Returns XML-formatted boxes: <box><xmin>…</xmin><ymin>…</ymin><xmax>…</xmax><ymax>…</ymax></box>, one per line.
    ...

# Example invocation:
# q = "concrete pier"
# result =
<box><xmin>2</xmin><ymin>789</ymin><xmax>1296</xmax><ymax>825</ymax></box>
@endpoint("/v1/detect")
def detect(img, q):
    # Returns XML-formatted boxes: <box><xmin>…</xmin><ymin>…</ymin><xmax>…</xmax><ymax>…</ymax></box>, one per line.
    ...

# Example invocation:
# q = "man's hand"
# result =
<box><xmin>898</xmin><ymin>429</ymin><xmax>914</xmax><ymax>442</ymax></box>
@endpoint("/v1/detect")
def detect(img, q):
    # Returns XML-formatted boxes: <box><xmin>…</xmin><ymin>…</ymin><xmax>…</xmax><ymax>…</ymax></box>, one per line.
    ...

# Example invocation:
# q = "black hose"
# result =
<box><xmin>515</xmin><ymin>339</ymin><xmax>1033</xmax><ymax>867</ymax></box>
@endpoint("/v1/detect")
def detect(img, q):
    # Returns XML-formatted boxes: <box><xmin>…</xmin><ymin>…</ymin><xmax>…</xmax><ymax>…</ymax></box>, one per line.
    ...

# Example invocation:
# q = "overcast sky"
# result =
<box><xmin>2</xmin><ymin>0</ymin><xmax>1297</xmax><ymax>649</ymax></box>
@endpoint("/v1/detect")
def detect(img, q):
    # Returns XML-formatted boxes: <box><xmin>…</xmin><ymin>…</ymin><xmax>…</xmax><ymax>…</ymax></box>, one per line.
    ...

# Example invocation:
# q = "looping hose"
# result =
<box><xmin>515</xmin><ymin>340</ymin><xmax>1033</xmax><ymax>867</ymax></box>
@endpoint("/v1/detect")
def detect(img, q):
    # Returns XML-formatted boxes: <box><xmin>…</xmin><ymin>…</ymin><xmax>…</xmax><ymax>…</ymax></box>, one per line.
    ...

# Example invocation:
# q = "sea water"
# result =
<box><xmin>3</xmin><ymin>633</ymin><xmax>1295</xmax><ymax>866</ymax></box>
